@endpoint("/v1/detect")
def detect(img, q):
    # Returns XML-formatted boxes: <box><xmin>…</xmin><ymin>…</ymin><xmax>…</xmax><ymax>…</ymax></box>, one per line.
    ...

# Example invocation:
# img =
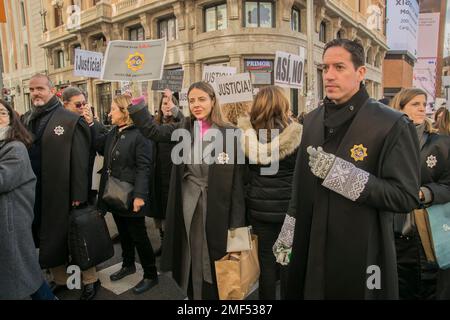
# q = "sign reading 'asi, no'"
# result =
<box><xmin>274</xmin><ymin>51</ymin><xmax>305</xmax><ymax>89</ymax></box>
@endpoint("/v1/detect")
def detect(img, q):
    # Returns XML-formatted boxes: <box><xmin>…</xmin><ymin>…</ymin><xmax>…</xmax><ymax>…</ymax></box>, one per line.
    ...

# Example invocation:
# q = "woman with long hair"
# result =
<box><xmin>128</xmin><ymin>82</ymin><xmax>246</xmax><ymax>300</ymax></box>
<box><xmin>94</xmin><ymin>95</ymin><xmax>157</xmax><ymax>295</ymax></box>
<box><xmin>237</xmin><ymin>86</ymin><xmax>302</xmax><ymax>299</ymax></box>
<box><xmin>391</xmin><ymin>88</ymin><xmax>450</xmax><ymax>299</ymax></box>
<box><xmin>221</xmin><ymin>102</ymin><xmax>251</xmax><ymax>126</ymax></box>
<box><xmin>435</xmin><ymin>107</ymin><xmax>450</xmax><ymax>136</ymax></box>
<box><xmin>151</xmin><ymin>90</ymin><xmax>183</xmax><ymax>256</ymax></box>
<box><xmin>0</xmin><ymin>100</ymin><xmax>56</xmax><ymax>300</ymax></box>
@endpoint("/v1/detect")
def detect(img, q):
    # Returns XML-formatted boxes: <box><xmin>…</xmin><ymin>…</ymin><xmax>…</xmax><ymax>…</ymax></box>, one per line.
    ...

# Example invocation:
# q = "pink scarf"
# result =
<box><xmin>199</xmin><ymin>120</ymin><xmax>212</xmax><ymax>138</ymax></box>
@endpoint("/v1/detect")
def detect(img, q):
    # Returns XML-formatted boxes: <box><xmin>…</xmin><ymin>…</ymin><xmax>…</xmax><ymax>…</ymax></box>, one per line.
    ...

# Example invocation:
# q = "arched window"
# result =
<box><xmin>366</xmin><ymin>47</ymin><xmax>373</xmax><ymax>65</ymax></box>
<box><xmin>56</xmin><ymin>50</ymin><xmax>65</xmax><ymax>69</ymax></box>
<box><xmin>319</xmin><ymin>21</ymin><xmax>327</xmax><ymax>43</ymax></box>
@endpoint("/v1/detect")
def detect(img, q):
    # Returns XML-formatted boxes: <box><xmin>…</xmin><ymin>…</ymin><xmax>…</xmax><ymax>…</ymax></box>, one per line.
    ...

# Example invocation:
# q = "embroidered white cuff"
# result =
<box><xmin>322</xmin><ymin>157</ymin><xmax>370</xmax><ymax>201</ymax></box>
<box><xmin>273</xmin><ymin>214</ymin><xmax>296</xmax><ymax>265</ymax></box>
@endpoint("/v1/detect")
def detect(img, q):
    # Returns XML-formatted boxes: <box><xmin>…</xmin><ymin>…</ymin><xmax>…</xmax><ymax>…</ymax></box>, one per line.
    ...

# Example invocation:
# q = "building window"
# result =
<box><xmin>97</xmin><ymin>83</ymin><xmax>112</xmax><ymax>125</ymax></box>
<box><xmin>337</xmin><ymin>30</ymin><xmax>343</xmax><ymax>39</ymax></box>
<box><xmin>244</xmin><ymin>59</ymin><xmax>274</xmax><ymax>86</ymax></box>
<box><xmin>244</xmin><ymin>1</ymin><xmax>274</xmax><ymax>28</ymax></box>
<box><xmin>20</xmin><ymin>1</ymin><xmax>26</xmax><ymax>26</ymax></box>
<box><xmin>129</xmin><ymin>25</ymin><xmax>145</xmax><ymax>41</ymax></box>
<box><xmin>205</xmin><ymin>3</ymin><xmax>227</xmax><ymax>32</ymax></box>
<box><xmin>374</xmin><ymin>53</ymin><xmax>381</xmax><ymax>68</ymax></box>
<box><xmin>366</xmin><ymin>48</ymin><xmax>373</xmax><ymax>65</ymax></box>
<box><xmin>317</xmin><ymin>68</ymin><xmax>324</xmax><ymax>100</ymax></box>
<box><xmin>91</xmin><ymin>35</ymin><xmax>107</xmax><ymax>53</ymax></box>
<box><xmin>56</xmin><ymin>50</ymin><xmax>65</xmax><ymax>69</ymax></box>
<box><xmin>319</xmin><ymin>21</ymin><xmax>327</xmax><ymax>43</ymax></box>
<box><xmin>71</xmin><ymin>44</ymin><xmax>81</xmax><ymax>64</ymax></box>
<box><xmin>24</xmin><ymin>93</ymin><xmax>31</xmax><ymax>112</ymax></box>
<box><xmin>54</xmin><ymin>7</ymin><xmax>63</xmax><ymax>27</ymax></box>
<box><xmin>291</xmin><ymin>7</ymin><xmax>301</xmax><ymax>32</ymax></box>
<box><xmin>159</xmin><ymin>16</ymin><xmax>177</xmax><ymax>41</ymax></box>
<box><xmin>24</xmin><ymin>44</ymin><xmax>29</xmax><ymax>66</ymax></box>
<box><xmin>291</xmin><ymin>89</ymin><xmax>299</xmax><ymax>116</ymax></box>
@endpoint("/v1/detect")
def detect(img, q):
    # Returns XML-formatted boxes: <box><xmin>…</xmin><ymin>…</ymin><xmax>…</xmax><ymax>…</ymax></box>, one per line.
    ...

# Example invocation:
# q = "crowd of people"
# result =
<box><xmin>1</xmin><ymin>38</ymin><xmax>450</xmax><ymax>300</ymax></box>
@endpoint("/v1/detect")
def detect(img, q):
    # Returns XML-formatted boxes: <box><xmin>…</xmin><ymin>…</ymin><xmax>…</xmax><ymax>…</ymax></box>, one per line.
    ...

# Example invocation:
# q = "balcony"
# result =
<box><xmin>42</xmin><ymin>25</ymin><xmax>70</xmax><ymax>46</ymax></box>
<box><xmin>326</xmin><ymin>0</ymin><xmax>386</xmax><ymax>43</ymax></box>
<box><xmin>79</xmin><ymin>2</ymin><xmax>112</xmax><ymax>27</ymax></box>
<box><xmin>113</xmin><ymin>0</ymin><xmax>160</xmax><ymax>17</ymax></box>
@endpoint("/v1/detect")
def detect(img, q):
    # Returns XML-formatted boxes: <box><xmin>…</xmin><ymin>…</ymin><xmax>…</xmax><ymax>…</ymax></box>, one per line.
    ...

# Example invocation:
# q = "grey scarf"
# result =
<box><xmin>416</xmin><ymin>123</ymin><xmax>427</xmax><ymax>149</ymax></box>
<box><xmin>0</xmin><ymin>126</ymin><xmax>10</xmax><ymax>141</ymax></box>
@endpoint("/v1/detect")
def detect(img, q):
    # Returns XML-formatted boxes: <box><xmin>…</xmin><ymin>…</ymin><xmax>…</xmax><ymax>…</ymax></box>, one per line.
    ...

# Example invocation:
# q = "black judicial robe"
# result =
<box><xmin>286</xmin><ymin>98</ymin><xmax>421</xmax><ymax>299</ymax></box>
<box><xmin>25</xmin><ymin>99</ymin><xmax>90</xmax><ymax>268</ymax></box>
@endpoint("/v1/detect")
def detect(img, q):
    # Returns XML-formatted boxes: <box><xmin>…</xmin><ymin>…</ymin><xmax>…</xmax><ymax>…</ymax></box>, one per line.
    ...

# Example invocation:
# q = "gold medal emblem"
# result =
<box><xmin>350</xmin><ymin>144</ymin><xmax>368</xmax><ymax>162</ymax></box>
<box><xmin>126</xmin><ymin>52</ymin><xmax>145</xmax><ymax>72</ymax></box>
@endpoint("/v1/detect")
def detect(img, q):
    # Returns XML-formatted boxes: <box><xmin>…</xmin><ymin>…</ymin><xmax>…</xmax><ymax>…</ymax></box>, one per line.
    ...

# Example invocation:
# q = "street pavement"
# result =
<box><xmin>55</xmin><ymin>214</ymin><xmax>261</xmax><ymax>300</ymax></box>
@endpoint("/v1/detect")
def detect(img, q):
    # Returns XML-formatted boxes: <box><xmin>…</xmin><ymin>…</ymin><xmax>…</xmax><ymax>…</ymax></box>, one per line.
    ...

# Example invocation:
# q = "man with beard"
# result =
<box><xmin>22</xmin><ymin>74</ymin><xmax>94</xmax><ymax>300</ymax></box>
<box><xmin>279</xmin><ymin>39</ymin><xmax>420</xmax><ymax>299</ymax></box>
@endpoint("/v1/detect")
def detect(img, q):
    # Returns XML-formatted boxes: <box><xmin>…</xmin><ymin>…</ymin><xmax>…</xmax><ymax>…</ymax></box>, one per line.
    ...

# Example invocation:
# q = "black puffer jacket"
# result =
<box><xmin>94</xmin><ymin>125</ymin><xmax>152</xmax><ymax>217</ymax></box>
<box><xmin>237</xmin><ymin>117</ymin><xmax>302</xmax><ymax>223</ymax></box>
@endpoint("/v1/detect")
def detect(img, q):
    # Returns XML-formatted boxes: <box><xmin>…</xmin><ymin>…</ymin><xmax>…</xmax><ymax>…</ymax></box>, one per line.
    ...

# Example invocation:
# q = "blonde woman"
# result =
<box><xmin>391</xmin><ymin>88</ymin><xmax>450</xmax><ymax>299</ymax></box>
<box><xmin>94</xmin><ymin>95</ymin><xmax>157</xmax><ymax>295</ymax></box>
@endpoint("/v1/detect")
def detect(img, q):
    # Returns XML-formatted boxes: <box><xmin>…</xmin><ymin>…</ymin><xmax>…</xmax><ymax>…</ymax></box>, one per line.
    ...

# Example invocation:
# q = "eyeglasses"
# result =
<box><xmin>0</xmin><ymin>111</ymin><xmax>9</xmax><ymax>117</ymax></box>
<box><xmin>74</xmin><ymin>102</ymin><xmax>87</xmax><ymax>109</ymax></box>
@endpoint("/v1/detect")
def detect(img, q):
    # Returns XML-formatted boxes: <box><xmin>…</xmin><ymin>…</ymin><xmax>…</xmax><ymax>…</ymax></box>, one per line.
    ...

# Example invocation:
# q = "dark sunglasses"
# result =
<box><xmin>75</xmin><ymin>102</ymin><xmax>87</xmax><ymax>109</ymax></box>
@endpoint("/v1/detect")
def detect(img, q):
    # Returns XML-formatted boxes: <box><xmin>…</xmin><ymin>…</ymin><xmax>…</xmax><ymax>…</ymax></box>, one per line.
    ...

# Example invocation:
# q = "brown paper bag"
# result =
<box><xmin>215</xmin><ymin>235</ymin><xmax>260</xmax><ymax>300</ymax></box>
<box><xmin>414</xmin><ymin>209</ymin><xmax>436</xmax><ymax>262</ymax></box>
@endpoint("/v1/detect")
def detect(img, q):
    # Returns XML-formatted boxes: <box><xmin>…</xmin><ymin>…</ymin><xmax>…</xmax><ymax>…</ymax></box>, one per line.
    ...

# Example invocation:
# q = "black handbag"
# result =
<box><xmin>68</xmin><ymin>206</ymin><xmax>114</xmax><ymax>270</ymax></box>
<box><xmin>102</xmin><ymin>175</ymin><xmax>133</xmax><ymax>212</ymax></box>
<box><xmin>101</xmin><ymin>135</ymin><xmax>134</xmax><ymax>212</ymax></box>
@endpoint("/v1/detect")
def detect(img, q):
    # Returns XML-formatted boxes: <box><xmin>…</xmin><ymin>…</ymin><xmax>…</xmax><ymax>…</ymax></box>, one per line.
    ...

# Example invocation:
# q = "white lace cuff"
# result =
<box><xmin>277</xmin><ymin>214</ymin><xmax>296</xmax><ymax>247</ymax></box>
<box><xmin>322</xmin><ymin>157</ymin><xmax>369</xmax><ymax>201</ymax></box>
<box><xmin>273</xmin><ymin>215</ymin><xmax>296</xmax><ymax>265</ymax></box>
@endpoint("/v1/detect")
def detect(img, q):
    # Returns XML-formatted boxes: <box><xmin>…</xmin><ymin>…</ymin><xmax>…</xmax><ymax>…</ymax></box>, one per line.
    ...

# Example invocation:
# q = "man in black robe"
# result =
<box><xmin>283</xmin><ymin>39</ymin><xmax>421</xmax><ymax>299</ymax></box>
<box><xmin>23</xmin><ymin>74</ymin><xmax>92</xmax><ymax>299</ymax></box>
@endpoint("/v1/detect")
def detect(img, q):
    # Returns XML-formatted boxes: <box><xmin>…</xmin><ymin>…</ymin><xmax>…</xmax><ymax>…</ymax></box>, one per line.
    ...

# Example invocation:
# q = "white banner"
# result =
<box><xmin>386</xmin><ymin>0</ymin><xmax>419</xmax><ymax>57</ymax></box>
<box><xmin>274</xmin><ymin>51</ymin><xmax>305</xmax><ymax>89</ymax></box>
<box><xmin>179</xmin><ymin>88</ymin><xmax>189</xmax><ymax>108</ymax></box>
<box><xmin>416</xmin><ymin>13</ymin><xmax>440</xmax><ymax>59</ymax></box>
<box><xmin>413</xmin><ymin>58</ymin><xmax>437</xmax><ymax>109</ymax></box>
<box><xmin>101</xmin><ymin>39</ymin><xmax>166</xmax><ymax>82</ymax></box>
<box><xmin>74</xmin><ymin>49</ymin><xmax>103</xmax><ymax>78</ymax></box>
<box><xmin>214</xmin><ymin>73</ymin><xmax>254</xmax><ymax>105</ymax></box>
<box><xmin>202</xmin><ymin>66</ymin><xmax>236</xmax><ymax>85</ymax></box>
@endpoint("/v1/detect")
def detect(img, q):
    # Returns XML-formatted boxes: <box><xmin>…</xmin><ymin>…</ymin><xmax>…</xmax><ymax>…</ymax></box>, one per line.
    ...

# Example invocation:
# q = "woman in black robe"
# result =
<box><xmin>128</xmin><ymin>82</ymin><xmax>246</xmax><ymax>300</ymax></box>
<box><xmin>391</xmin><ymin>88</ymin><xmax>450</xmax><ymax>299</ymax></box>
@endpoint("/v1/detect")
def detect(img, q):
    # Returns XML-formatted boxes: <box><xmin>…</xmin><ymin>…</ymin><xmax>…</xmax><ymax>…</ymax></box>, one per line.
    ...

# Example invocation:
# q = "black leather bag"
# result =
<box><xmin>102</xmin><ymin>175</ymin><xmax>133</xmax><ymax>212</ymax></box>
<box><xmin>68</xmin><ymin>206</ymin><xmax>114</xmax><ymax>271</ymax></box>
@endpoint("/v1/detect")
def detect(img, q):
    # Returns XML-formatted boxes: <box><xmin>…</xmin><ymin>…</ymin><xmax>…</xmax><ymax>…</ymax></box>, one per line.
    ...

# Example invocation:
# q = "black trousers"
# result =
<box><xmin>113</xmin><ymin>214</ymin><xmax>157</xmax><ymax>279</ymax></box>
<box><xmin>395</xmin><ymin>232</ymin><xmax>437</xmax><ymax>300</ymax></box>
<box><xmin>249</xmin><ymin>217</ymin><xmax>287</xmax><ymax>300</ymax></box>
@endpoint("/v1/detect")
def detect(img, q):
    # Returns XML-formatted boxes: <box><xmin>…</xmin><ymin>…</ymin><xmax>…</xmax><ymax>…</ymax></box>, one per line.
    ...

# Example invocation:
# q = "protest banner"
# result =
<box><xmin>214</xmin><ymin>73</ymin><xmax>254</xmax><ymax>105</ymax></box>
<box><xmin>202</xmin><ymin>66</ymin><xmax>236</xmax><ymax>85</ymax></box>
<box><xmin>74</xmin><ymin>49</ymin><xmax>103</xmax><ymax>78</ymax></box>
<box><xmin>179</xmin><ymin>88</ymin><xmax>189</xmax><ymax>108</ymax></box>
<box><xmin>101</xmin><ymin>39</ymin><xmax>166</xmax><ymax>82</ymax></box>
<box><xmin>151</xmin><ymin>69</ymin><xmax>184</xmax><ymax>92</ymax></box>
<box><xmin>274</xmin><ymin>51</ymin><xmax>305</xmax><ymax>89</ymax></box>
